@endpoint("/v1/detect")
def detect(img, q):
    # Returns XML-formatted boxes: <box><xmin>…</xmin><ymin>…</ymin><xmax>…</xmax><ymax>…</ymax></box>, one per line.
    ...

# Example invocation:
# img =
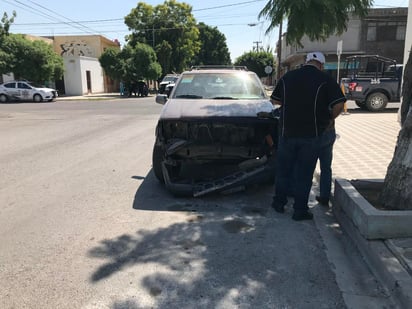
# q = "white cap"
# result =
<box><xmin>306</xmin><ymin>52</ymin><xmax>325</xmax><ymax>64</ymax></box>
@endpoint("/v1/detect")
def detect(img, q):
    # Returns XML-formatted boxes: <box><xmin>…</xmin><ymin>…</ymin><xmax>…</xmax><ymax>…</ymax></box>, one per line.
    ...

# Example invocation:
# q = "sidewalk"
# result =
<box><xmin>56</xmin><ymin>92</ymin><xmax>126</xmax><ymax>101</ymax></box>
<box><xmin>317</xmin><ymin>109</ymin><xmax>412</xmax><ymax>308</ymax></box>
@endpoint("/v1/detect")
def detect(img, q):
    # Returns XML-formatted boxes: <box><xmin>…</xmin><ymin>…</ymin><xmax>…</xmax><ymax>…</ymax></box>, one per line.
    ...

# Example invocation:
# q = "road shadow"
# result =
<box><xmin>86</xmin><ymin>170</ymin><xmax>346</xmax><ymax>308</ymax></box>
<box><xmin>131</xmin><ymin>169</ymin><xmax>274</xmax><ymax>213</ymax></box>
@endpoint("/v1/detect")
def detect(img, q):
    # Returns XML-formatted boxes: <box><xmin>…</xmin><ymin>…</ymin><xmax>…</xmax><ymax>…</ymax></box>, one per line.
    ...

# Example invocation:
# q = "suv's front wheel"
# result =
<box><xmin>152</xmin><ymin>143</ymin><xmax>181</xmax><ymax>183</ymax></box>
<box><xmin>366</xmin><ymin>92</ymin><xmax>388</xmax><ymax>112</ymax></box>
<box><xmin>152</xmin><ymin>144</ymin><xmax>165</xmax><ymax>183</ymax></box>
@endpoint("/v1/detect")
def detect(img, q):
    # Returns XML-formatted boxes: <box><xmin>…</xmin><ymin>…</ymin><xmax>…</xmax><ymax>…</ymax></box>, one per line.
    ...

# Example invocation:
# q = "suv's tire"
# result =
<box><xmin>0</xmin><ymin>94</ymin><xmax>8</xmax><ymax>103</ymax></box>
<box><xmin>365</xmin><ymin>92</ymin><xmax>388</xmax><ymax>112</ymax></box>
<box><xmin>33</xmin><ymin>94</ymin><xmax>42</xmax><ymax>103</ymax></box>
<box><xmin>152</xmin><ymin>144</ymin><xmax>165</xmax><ymax>183</ymax></box>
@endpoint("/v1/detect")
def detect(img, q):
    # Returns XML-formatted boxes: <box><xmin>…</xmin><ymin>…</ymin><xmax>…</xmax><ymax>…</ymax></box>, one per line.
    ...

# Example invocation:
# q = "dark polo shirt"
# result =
<box><xmin>271</xmin><ymin>64</ymin><xmax>346</xmax><ymax>138</ymax></box>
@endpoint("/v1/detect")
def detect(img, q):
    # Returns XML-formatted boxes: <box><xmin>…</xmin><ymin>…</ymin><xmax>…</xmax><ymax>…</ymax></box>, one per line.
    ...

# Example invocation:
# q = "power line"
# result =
<box><xmin>25</xmin><ymin>0</ymin><xmax>102</xmax><ymax>35</ymax></box>
<box><xmin>3</xmin><ymin>0</ymin><xmax>59</xmax><ymax>23</ymax></box>
<box><xmin>193</xmin><ymin>0</ymin><xmax>264</xmax><ymax>12</ymax></box>
<box><xmin>4</xmin><ymin>0</ymin><xmax>272</xmax><ymax>45</ymax></box>
<box><xmin>4</xmin><ymin>0</ymin><xmax>112</xmax><ymax>37</ymax></box>
<box><xmin>4</xmin><ymin>0</ymin><xmax>96</xmax><ymax>35</ymax></box>
<box><xmin>13</xmin><ymin>18</ymin><xmax>124</xmax><ymax>26</ymax></box>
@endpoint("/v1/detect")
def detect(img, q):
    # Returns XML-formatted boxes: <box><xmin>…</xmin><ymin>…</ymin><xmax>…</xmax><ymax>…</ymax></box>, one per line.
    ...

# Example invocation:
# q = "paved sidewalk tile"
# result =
<box><xmin>328</xmin><ymin>112</ymin><xmax>400</xmax><ymax>181</ymax></box>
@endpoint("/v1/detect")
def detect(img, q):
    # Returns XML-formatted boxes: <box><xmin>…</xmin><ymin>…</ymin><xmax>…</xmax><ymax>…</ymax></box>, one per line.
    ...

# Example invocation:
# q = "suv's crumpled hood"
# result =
<box><xmin>160</xmin><ymin>99</ymin><xmax>273</xmax><ymax>119</ymax></box>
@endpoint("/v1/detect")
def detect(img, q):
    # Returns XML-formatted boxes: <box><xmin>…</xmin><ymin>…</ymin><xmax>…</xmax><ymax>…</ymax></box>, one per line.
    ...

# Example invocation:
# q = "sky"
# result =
<box><xmin>1</xmin><ymin>0</ymin><xmax>410</xmax><ymax>61</ymax></box>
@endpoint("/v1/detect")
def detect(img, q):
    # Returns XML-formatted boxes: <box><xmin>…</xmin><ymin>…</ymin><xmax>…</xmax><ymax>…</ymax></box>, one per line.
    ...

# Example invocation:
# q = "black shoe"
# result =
<box><xmin>292</xmin><ymin>211</ymin><xmax>313</xmax><ymax>221</ymax></box>
<box><xmin>316</xmin><ymin>196</ymin><xmax>329</xmax><ymax>206</ymax></box>
<box><xmin>272</xmin><ymin>202</ymin><xmax>285</xmax><ymax>213</ymax></box>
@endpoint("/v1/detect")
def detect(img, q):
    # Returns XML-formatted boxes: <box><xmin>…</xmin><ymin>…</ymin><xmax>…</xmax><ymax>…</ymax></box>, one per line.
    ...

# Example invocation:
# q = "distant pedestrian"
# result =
<box><xmin>270</xmin><ymin>52</ymin><xmax>346</xmax><ymax>221</ymax></box>
<box><xmin>120</xmin><ymin>81</ymin><xmax>125</xmax><ymax>96</ymax></box>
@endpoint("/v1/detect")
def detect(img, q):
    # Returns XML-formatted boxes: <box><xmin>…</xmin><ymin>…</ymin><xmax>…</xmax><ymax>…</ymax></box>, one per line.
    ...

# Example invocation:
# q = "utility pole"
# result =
<box><xmin>253</xmin><ymin>41</ymin><xmax>262</xmax><ymax>52</ymax></box>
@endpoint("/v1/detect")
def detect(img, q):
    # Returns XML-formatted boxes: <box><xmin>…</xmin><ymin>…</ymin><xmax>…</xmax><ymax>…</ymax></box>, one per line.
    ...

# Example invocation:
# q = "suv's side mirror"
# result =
<box><xmin>155</xmin><ymin>94</ymin><xmax>168</xmax><ymax>105</ymax></box>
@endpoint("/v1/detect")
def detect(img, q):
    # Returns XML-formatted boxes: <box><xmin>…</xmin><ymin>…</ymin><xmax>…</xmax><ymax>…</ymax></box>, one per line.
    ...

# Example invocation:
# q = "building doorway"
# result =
<box><xmin>86</xmin><ymin>71</ymin><xmax>92</xmax><ymax>94</ymax></box>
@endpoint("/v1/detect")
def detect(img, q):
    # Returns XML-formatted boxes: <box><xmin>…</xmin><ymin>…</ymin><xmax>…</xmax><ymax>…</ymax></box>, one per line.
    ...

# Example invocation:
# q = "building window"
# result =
<box><xmin>396</xmin><ymin>23</ymin><xmax>406</xmax><ymax>40</ymax></box>
<box><xmin>368</xmin><ymin>20</ymin><xmax>406</xmax><ymax>41</ymax></box>
<box><xmin>377</xmin><ymin>22</ymin><xmax>397</xmax><ymax>41</ymax></box>
<box><xmin>367</xmin><ymin>22</ymin><xmax>376</xmax><ymax>41</ymax></box>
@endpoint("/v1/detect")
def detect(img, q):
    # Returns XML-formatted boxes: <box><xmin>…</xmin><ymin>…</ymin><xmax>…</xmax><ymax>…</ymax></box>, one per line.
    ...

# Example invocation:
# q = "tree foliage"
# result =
<box><xmin>258</xmin><ymin>0</ymin><xmax>373</xmax><ymax>46</ymax></box>
<box><xmin>193</xmin><ymin>22</ymin><xmax>231</xmax><ymax>65</ymax></box>
<box><xmin>0</xmin><ymin>11</ymin><xmax>16</xmax><ymax>74</ymax></box>
<box><xmin>234</xmin><ymin>51</ymin><xmax>275</xmax><ymax>78</ymax></box>
<box><xmin>0</xmin><ymin>34</ymin><xmax>63</xmax><ymax>83</ymax></box>
<box><xmin>124</xmin><ymin>0</ymin><xmax>201</xmax><ymax>74</ymax></box>
<box><xmin>1</xmin><ymin>12</ymin><xmax>63</xmax><ymax>82</ymax></box>
<box><xmin>99</xmin><ymin>47</ymin><xmax>123</xmax><ymax>81</ymax></box>
<box><xmin>99</xmin><ymin>42</ymin><xmax>162</xmax><ymax>83</ymax></box>
<box><xmin>0</xmin><ymin>11</ymin><xmax>16</xmax><ymax>37</ymax></box>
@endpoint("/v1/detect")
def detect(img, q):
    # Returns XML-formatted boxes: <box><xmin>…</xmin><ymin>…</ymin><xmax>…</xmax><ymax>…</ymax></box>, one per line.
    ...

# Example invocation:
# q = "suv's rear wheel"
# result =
<box><xmin>366</xmin><ymin>93</ymin><xmax>388</xmax><ymax>112</ymax></box>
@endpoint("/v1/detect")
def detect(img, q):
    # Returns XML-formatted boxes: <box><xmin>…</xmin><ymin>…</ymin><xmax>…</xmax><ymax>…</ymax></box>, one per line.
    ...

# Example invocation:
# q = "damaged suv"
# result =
<box><xmin>153</xmin><ymin>66</ymin><xmax>279</xmax><ymax>197</ymax></box>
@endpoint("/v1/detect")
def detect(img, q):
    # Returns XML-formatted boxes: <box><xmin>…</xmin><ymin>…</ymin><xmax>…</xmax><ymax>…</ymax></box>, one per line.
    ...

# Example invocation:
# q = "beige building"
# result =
<box><xmin>1</xmin><ymin>34</ymin><xmax>119</xmax><ymax>95</ymax></box>
<box><xmin>48</xmin><ymin>35</ymin><xmax>120</xmax><ymax>95</ymax></box>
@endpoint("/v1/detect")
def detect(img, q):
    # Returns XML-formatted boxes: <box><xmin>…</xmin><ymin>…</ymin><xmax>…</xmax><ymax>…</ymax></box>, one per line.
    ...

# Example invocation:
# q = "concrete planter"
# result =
<box><xmin>333</xmin><ymin>178</ymin><xmax>412</xmax><ymax>240</ymax></box>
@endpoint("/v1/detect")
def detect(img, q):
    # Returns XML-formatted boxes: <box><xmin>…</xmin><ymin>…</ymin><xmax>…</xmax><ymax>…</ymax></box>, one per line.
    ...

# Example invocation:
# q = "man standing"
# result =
<box><xmin>270</xmin><ymin>52</ymin><xmax>346</xmax><ymax>221</ymax></box>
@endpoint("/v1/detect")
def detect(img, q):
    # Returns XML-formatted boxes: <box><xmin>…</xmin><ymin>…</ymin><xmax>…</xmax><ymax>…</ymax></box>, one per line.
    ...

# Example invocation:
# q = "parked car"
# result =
<box><xmin>341</xmin><ymin>55</ymin><xmax>402</xmax><ymax>112</ymax></box>
<box><xmin>153</xmin><ymin>66</ymin><xmax>279</xmax><ymax>197</ymax></box>
<box><xmin>0</xmin><ymin>80</ymin><xmax>58</xmax><ymax>103</ymax></box>
<box><xmin>158</xmin><ymin>74</ymin><xmax>179</xmax><ymax>94</ymax></box>
<box><xmin>126</xmin><ymin>80</ymin><xmax>149</xmax><ymax>97</ymax></box>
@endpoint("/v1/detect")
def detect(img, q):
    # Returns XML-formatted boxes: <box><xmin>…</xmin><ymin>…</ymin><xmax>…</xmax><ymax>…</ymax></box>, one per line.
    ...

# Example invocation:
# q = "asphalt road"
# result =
<box><xmin>0</xmin><ymin>97</ymin><xmax>395</xmax><ymax>308</ymax></box>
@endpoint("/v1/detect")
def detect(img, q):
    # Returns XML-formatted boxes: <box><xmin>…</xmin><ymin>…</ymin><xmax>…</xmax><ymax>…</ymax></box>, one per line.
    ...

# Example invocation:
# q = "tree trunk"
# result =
<box><xmin>380</xmin><ymin>49</ymin><xmax>412</xmax><ymax>210</ymax></box>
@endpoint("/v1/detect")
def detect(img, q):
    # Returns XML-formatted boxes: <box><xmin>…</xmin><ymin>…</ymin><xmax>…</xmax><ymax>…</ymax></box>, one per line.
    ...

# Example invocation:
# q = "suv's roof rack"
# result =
<box><xmin>190</xmin><ymin>65</ymin><xmax>248</xmax><ymax>71</ymax></box>
<box><xmin>345</xmin><ymin>54</ymin><xmax>397</xmax><ymax>64</ymax></box>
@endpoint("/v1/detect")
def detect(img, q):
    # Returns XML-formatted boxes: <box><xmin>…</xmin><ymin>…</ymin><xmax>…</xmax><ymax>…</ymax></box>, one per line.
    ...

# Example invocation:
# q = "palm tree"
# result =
<box><xmin>259</xmin><ymin>0</ymin><xmax>412</xmax><ymax>209</ymax></box>
<box><xmin>258</xmin><ymin>0</ymin><xmax>371</xmax><ymax>46</ymax></box>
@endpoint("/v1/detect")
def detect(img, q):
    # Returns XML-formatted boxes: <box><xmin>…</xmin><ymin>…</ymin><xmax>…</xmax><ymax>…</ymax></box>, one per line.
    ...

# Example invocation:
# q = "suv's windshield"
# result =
<box><xmin>173</xmin><ymin>72</ymin><xmax>266</xmax><ymax>100</ymax></box>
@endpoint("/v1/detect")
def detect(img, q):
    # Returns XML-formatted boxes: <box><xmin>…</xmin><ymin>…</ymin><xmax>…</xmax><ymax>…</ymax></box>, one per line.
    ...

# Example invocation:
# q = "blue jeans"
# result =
<box><xmin>318</xmin><ymin>129</ymin><xmax>336</xmax><ymax>200</ymax></box>
<box><xmin>273</xmin><ymin>136</ymin><xmax>320</xmax><ymax>214</ymax></box>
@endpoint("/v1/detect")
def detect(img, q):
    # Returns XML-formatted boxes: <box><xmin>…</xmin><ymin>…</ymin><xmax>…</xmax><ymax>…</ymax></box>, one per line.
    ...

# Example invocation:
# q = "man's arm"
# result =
<box><xmin>331</xmin><ymin>102</ymin><xmax>344</xmax><ymax>119</ymax></box>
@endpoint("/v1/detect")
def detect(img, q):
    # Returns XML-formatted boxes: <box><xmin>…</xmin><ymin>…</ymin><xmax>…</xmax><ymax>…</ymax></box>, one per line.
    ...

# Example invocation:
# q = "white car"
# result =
<box><xmin>0</xmin><ymin>81</ymin><xmax>58</xmax><ymax>103</ymax></box>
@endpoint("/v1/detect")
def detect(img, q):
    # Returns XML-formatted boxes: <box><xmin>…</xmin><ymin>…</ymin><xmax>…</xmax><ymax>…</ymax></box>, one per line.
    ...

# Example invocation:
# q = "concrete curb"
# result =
<box><xmin>334</xmin><ymin>179</ymin><xmax>412</xmax><ymax>239</ymax></box>
<box><xmin>333</xmin><ymin>204</ymin><xmax>412</xmax><ymax>308</ymax></box>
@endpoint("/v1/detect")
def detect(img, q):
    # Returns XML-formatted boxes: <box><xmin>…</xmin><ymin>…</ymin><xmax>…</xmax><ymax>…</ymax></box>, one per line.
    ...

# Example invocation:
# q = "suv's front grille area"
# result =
<box><xmin>160</xmin><ymin>119</ymin><xmax>275</xmax><ymax>146</ymax></box>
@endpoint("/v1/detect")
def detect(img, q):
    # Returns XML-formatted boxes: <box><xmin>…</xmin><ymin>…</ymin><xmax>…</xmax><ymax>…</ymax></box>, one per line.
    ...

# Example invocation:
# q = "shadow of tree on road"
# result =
<box><xmin>87</xmin><ymin>173</ymin><xmax>346</xmax><ymax>308</ymax></box>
